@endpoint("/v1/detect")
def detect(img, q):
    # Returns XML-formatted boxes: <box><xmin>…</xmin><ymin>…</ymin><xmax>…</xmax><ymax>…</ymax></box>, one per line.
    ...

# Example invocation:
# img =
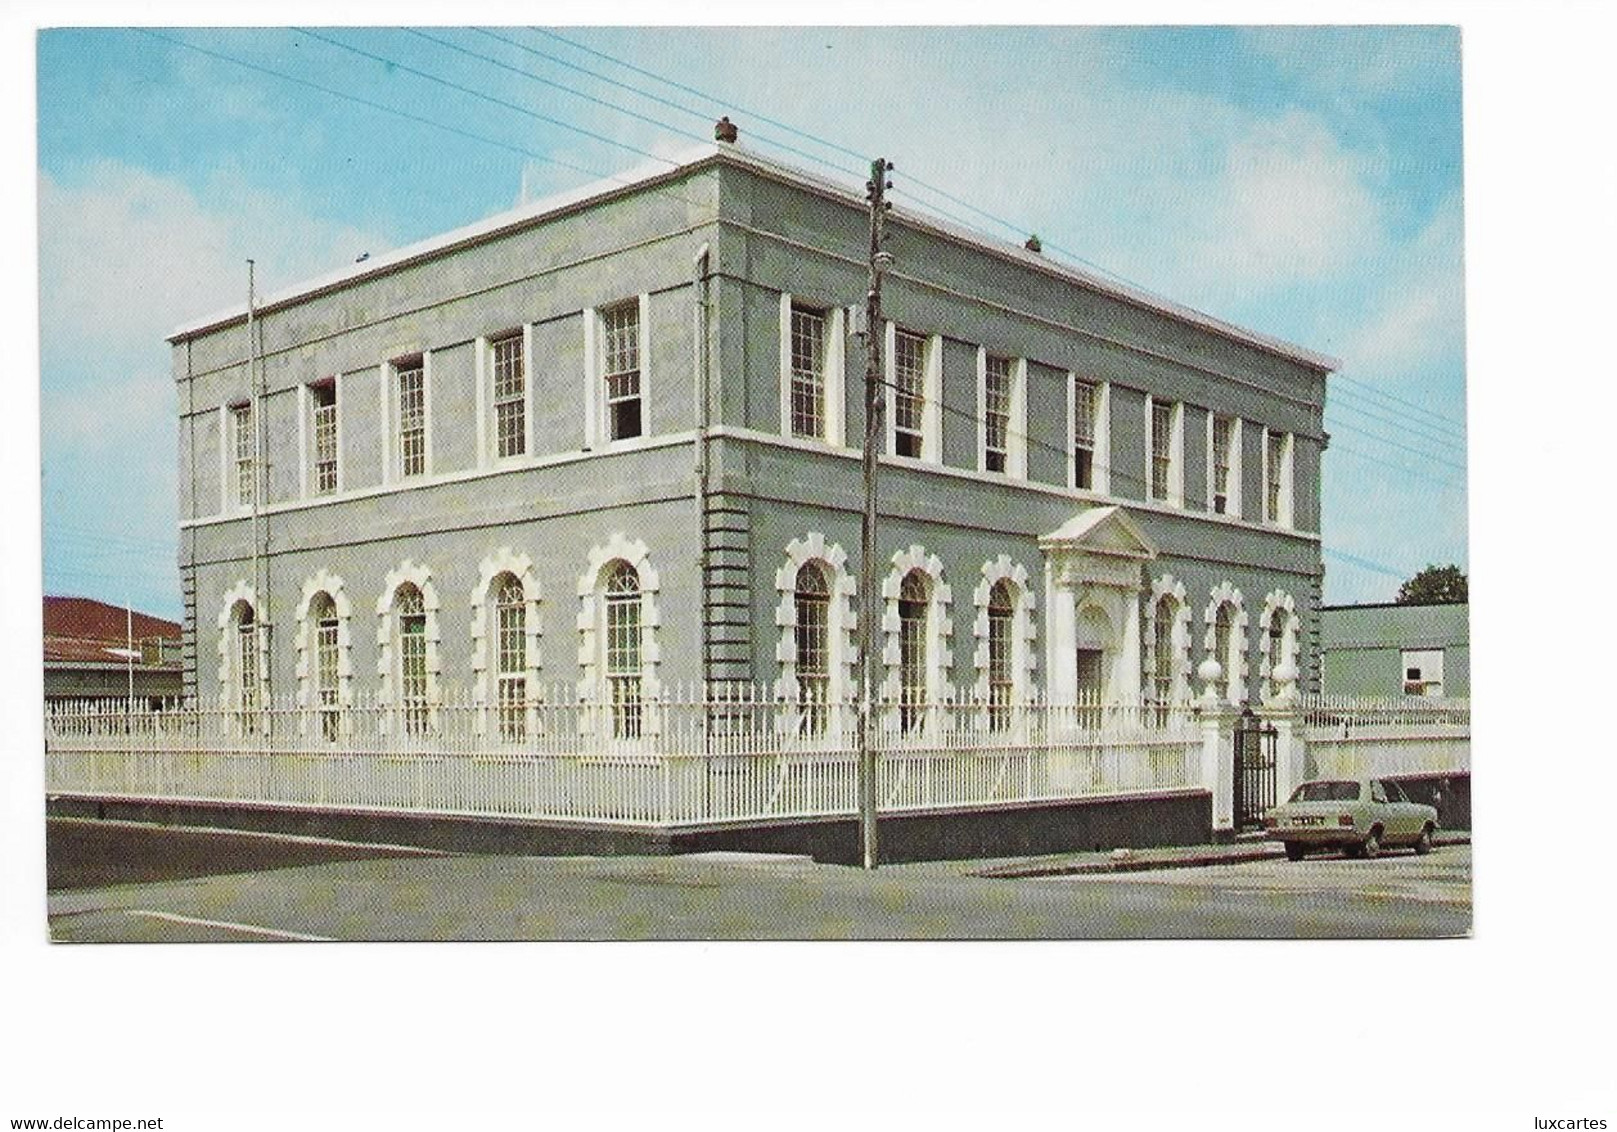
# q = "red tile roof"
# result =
<box><xmin>44</xmin><ymin>596</ymin><xmax>180</xmax><ymax>666</ymax></box>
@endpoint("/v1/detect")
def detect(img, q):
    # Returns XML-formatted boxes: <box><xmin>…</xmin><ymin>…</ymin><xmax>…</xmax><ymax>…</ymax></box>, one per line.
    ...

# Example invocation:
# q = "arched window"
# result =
<box><xmin>231</xmin><ymin>600</ymin><xmax>258</xmax><ymax>717</ymax></box>
<box><xmin>604</xmin><ymin>560</ymin><xmax>643</xmax><ymax>738</ymax></box>
<box><xmin>794</xmin><ymin>561</ymin><xmax>831</xmax><ymax>735</ymax></box>
<box><xmin>1152</xmin><ymin>595</ymin><xmax>1177</xmax><ymax>704</ymax></box>
<box><xmin>987</xmin><ymin>579</ymin><xmax>1015</xmax><ymax>730</ymax></box>
<box><xmin>493</xmin><ymin>573</ymin><xmax>527</xmax><ymax>739</ymax></box>
<box><xmin>1214</xmin><ymin>602</ymin><xmax>1235</xmax><ymax>702</ymax></box>
<box><xmin>898</xmin><ymin>569</ymin><xmax>931</xmax><ymax>733</ymax></box>
<box><xmin>394</xmin><ymin>583</ymin><xmax>428</xmax><ymax>735</ymax></box>
<box><xmin>310</xmin><ymin>592</ymin><xmax>340</xmax><ymax>740</ymax></box>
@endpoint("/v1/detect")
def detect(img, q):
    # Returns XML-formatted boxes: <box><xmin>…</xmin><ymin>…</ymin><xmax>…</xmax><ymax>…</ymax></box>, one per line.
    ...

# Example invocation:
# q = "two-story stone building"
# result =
<box><xmin>170</xmin><ymin>139</ymin><xmax>1334</xmax><ymax>742</ymax></box>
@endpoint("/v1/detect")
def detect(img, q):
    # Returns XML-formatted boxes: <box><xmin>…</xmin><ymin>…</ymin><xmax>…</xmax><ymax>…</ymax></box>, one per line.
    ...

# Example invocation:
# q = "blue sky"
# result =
<box><xmin>37</xmin><ymin>25</ymin><xmax>1467</xmax><ymax>617</ymax></box>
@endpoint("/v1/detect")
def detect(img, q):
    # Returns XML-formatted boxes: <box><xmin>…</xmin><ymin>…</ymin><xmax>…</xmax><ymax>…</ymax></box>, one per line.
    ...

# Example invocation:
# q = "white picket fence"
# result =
<box><xmin>1301</xmin><ymin>694</ymin><xmax>1471</xmax><ymax>780</ymax></box>
<box><xmin>44</xmin><ymin>686</ymin><xmax>1205</xmax><ymax>828</ymax></box>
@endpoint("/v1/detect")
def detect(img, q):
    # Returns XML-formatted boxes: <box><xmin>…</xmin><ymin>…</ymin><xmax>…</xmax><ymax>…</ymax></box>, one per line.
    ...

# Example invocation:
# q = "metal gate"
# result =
<box><xmin>1233</xmin><ymin>708</ymin><xmax>1277</xmax><ymax>832</ymax></box>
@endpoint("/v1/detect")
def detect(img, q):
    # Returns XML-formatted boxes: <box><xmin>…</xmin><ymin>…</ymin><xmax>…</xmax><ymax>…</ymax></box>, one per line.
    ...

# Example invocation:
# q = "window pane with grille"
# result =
<box><xmin>898</xmin><ymin>571</ymin><xmax>929</xmax><ymax>732</ymax></box>
<box><xmin>1212</xmin><ymin>416</ymin><xmax>1233</xmax><ymax>513</ymax></box>
<box><xmin>794</xmin><ymin>563</ymin><xmax>830</xmax><ymax>735</ymax></box>
<box><xmin>312</xmin><ymin>384</ymin><xmax>338</xmax><ymax>495</ymax></box>
<box><xmin>605</xmin><ymin>563</ymin><xmax>642</xmax><ymax>738</ymax></box>
<box><xmin>232</xmin><ymin>404</ymin><xmax>254</xmax><ymax>506</ymax></box>
<box><xmin>988</xmin><ymin>581</ymin><xmax>1014</xmax><ymax>729</ymax></box>
<box><xmin>984</xmin><ymin>355</ymin><xmax>1010</xmax><ymax>472</ymax></box>
<box><xmin>492</xmin><ymin>335</ymin><xmax>526</xmax><ymax>458</ymax></box>
<box><xmin>236</xmin><ymin>608</ymin><xmax>257</xmax><ymax>713</ymax></box>
<box><xmin>495</xmin><ymin>576</ymin><xmax>526</xmax><ymax>738</ymax></box>
<box><xmin>1266</xmin><ymin>431</ymin><xmax>1285</xmax><ymax>519</ymax></box>
<box><xmin>397</xmin><ymin>362</ymin><xmax>426</xmax><ymax>478</ymax></box>
<box><xmin>1073</xmin><ymin>380</ymin><xmax>1096</xmax><ymax>489</ymax></box>
<box><xmin>1153</xmin><ymin>599</ymin><xmax>1177</xmax><ymax>704</ymax></box>
<box><xmin>790</xmin><ymin>306</ymin><xmax>827</xmax><ymax>439</ymax></box>
<box><xmin>603</xmin><ymin>305</ymin><xmax>642</xmax><ymax>441</ymax></box>
<box><xmin>314</xmin><ymin>596</ymin><xmax>340</xmax><ymax>740</ymax></box>
<box><xmin>893</xmin><ymin>330</ymin><xmax>926</xmax><ymax>458</ymax></box>
<box><xmin>395</xmin><ymin>586</ymin><xmax>428</xmax><ymax>734</ymax></box>
<box><xmin>1151</xmin><ymin>401</ymin><xmax>1173</xmax><ymax>500</ymax></box>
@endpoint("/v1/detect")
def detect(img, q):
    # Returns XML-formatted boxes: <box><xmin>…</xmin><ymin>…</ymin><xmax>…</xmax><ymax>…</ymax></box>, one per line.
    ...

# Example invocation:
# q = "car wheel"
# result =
<box><xmin>1414</xmin><ymin>825</ymin><xmax>1434</xmax><ymax>855</ymax></box>
<box><xmin>1283</xmin><ymin>842</ymin><xmax>1307</xmax><ymax>861</ymax></box>
<box><xmin>1361</xmin><ymin>828</ymin><xmax>1383</xmax><ymax>860</ymax></box>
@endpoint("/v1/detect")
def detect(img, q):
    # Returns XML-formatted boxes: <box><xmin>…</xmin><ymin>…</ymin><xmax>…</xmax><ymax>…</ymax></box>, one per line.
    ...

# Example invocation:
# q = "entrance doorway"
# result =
<box><xmin>1075</xmin><ymin>648</ymin><xmax>1103</xmax><ymax>697</ymax></box>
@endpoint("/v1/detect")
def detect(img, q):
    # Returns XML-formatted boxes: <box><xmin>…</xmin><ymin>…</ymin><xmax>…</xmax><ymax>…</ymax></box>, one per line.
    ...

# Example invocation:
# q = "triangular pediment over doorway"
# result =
<box><xmin>1038</xmin><ymin>505</ymin><xmax>1157</xmax><ymax>560</ymax></box>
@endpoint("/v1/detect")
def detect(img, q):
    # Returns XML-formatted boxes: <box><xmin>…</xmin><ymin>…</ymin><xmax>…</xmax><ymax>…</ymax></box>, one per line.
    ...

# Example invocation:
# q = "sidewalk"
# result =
<box><xmin>968</xmin><ymin>830</ymin><xmax>1472</xmax><ymax>879</ymax></box>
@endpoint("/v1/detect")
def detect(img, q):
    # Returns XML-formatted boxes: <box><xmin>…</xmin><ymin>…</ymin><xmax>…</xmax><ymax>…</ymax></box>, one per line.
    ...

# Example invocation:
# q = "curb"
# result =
<box><xmin>974</xmin><ymin>831</ymin><xmax>1471</xmax><ymax>879</ymax></box>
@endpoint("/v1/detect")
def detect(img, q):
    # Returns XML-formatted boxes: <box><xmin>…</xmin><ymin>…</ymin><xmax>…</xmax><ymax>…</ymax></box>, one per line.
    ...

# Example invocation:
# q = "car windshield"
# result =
<box><xmin>1290</xmin><ymin>781</ymin><xmax>1361</xmax><ymax>803</ymax></box>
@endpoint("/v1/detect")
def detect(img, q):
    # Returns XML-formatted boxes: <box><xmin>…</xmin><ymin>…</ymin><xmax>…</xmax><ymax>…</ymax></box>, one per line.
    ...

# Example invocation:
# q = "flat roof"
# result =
<box><xmin>168</xmin><ymin>142</ymin><xmax>1340</xmax><ymax>372</ymax></box>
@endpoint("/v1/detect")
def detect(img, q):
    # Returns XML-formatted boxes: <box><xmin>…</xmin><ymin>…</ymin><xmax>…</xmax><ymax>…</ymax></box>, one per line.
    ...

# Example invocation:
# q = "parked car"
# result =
<box><xmin>1263</xmin><ymin>777</ymin><xmax>1438</xmax><ymax>861</ymax></box>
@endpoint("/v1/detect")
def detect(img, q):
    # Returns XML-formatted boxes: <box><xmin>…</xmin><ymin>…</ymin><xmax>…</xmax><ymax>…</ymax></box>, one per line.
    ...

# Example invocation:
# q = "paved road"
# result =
<box><xmin>46</xmin><ymin>820</ymin><xmax>1471</xmax><ymax>941</ymax></box>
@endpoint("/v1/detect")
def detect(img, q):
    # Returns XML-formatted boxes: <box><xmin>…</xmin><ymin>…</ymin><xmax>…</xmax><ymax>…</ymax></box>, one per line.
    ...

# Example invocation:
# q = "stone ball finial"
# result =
<box><xmin>1197</xmin><ymin>658</ymin><xmax>1223</xmax><ymax>685</ymax></box>
<box><xmin>1272</xmin><ymin>661</ymin><xmax>1297</xmax><ymax>686</ymax></box>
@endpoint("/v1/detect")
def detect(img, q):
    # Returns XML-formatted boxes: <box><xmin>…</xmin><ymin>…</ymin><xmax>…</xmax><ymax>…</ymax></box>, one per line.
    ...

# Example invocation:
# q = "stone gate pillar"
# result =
<box><xmin>1197</xmin><ymin>659</ymin><xmax>1237</xmax><ymax>837</ymax></box>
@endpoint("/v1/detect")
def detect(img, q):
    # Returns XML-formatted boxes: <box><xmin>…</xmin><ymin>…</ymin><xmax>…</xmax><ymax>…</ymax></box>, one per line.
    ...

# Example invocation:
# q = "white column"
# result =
<box><xmin>1048</xmin><ymin>577</ymin><xmax>1077</xmax><ymax>704</ymax></box>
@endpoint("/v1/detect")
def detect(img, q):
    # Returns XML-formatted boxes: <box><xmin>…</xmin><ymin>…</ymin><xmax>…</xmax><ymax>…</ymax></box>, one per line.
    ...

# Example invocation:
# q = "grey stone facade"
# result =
<box><xmin>171</xmin><ymin>143</ymin><xmax>1333</xmax><ymax>715</ymax></box>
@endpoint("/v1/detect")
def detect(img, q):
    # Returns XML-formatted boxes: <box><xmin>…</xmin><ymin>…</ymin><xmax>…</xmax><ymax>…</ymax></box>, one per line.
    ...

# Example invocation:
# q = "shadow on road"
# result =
<box><xmin>47</xmin><ymin>817</ymin><xmax>437</xmax><ymax>891</ymax></box>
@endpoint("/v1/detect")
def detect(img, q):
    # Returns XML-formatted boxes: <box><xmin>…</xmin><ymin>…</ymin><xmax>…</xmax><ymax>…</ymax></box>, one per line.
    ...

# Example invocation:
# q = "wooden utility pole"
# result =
<box><xmin>857</xmin><ymin>157</ymin><xmax>893</xmax><ymax>871</ymax></box>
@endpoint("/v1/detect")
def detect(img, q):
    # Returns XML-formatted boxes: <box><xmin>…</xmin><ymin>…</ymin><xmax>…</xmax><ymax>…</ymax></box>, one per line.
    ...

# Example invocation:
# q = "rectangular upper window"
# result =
<box><xmin>983</xmin><ymin>354</ymin><xmax>1011</xmax><ymax>474</ymax></box>
<box><xmin>396</xmin><ymin>358</ymin><xmax>426</xmax><ymax>479</ymax></box>
<box><xmin>1264</xmin><ymin>428</ymin><xmax>1294</xmax><ymax>527</ymax></box>
<box><xmin>602</xmin><ymin>303</ymin><xmax>642</xmax><ymax>442</ymax></box>
<box><xmin>491</xmin><ymin>333</ymin><xmax>526</xmax><ymax>459</ymax></box>
<box><xmin>310</xmin><ymin>380</ymin><xmax>338</xmax><ymax>496</ymax></box>
<box><xmin>1148</xmin><ymin>397</ymin><xmax>1182</xmax><ymax>505</ymax></box>
<box><xmin>789</xmin><ymin>304</ymin><xmax>828</xmax><ymax>440</ymax></box>
<box><xmin>1210</xmin><ymin>414</ymin><xmax>1236</xmax><ymax>516</ymax></box>
<box><xmin>1073</xmin><ymin>379</ymin><xmax>1097</xmax><ymax>490</ymax></box>
<box><xmin>892</xmin><ymin>328</ymin><xmax>927</xmax><ymax>459</ymax></box>
<box><xmin>230</xmin><ymin>402</ymin><xmax>255</xmax><ymax>508</ymax></box>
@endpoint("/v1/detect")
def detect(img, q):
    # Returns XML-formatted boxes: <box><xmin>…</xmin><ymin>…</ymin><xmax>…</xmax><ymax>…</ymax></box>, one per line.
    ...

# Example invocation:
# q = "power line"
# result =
<box><xmin>138</xmin><ymin>29</ymin><xmax>611</xmax><ymax>184</ymax></box>
<box><xmin>1322</xmin><ymin>416</ymin><xmax>1468</xmax><ymax>475</ymax></box>
<box><xmin>1333</xmin><ymin>371</ymin><xmax>1466</xmax><ymax>436</ymax></box>
<box><xmin>1324</xmin><ymin>442</ymin><xmax>1466</xmax><ymax>493</ymax></box>
<box><xmin>1327</xmin><ymin>392</ymin><xmax>1467</xmax><ymax>454</ymax></box>
<box><xmin>292</xmin><ymin>27</ymin><xmax>685</xmax><ymax>170</ymax></box>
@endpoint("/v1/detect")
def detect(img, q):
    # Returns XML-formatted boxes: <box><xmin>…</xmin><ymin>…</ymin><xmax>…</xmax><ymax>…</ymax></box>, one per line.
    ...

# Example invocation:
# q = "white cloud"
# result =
<box><xmin>39</xmin><ymin>161</ymin><xmax>390</xmax><ymax>368</ymax></box>
<box><xmin>1182</xmin><ymin>110</ymin><xmax>1385</xmax><ymax>288</ymax></box>
<box><xmin>1342</xmin><ymin>196</ymin><xmax>1466</xmax><ymax>379</ymax></box>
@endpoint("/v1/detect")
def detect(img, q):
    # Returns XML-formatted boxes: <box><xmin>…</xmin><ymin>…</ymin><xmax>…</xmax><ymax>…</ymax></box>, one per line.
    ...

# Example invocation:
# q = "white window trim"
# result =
<box><xmin>976</xmin><ymin>349</ymin><xmax>1027</xmax><ymax>479</ymax></box>
<box><xmin>1258</xmin><ymin>588</ymin><xmax>1300</xmax><ymax>703</ymax></box>
<box><xmin>778</xmin><ymin>294</ymin><xmax>846</xmax><ymax>446</ymax></box>
<box><xmin>385</xmin><ymin>352</ymin><xmax>432</xmax><ymax>483</ymax></box>
<box><xmin>481</xmin><ymin>327</ymin><xmax>533</xmax><ymax>466</ymax></box>
<box><xmin>294</xmin><ymin>569</ymin><xmax>354</xmax><ymax>730</ymax></box>
<box><xmin>772</xmin><ymin>533</ymin><xmax>859</xmax><ymax>736</ymax></box>
<box><xmin>223</xmin><ymin>400</ymin><xmax>256</xmax><ymax>515</ymax></box>
<box><xmin>470</xmin><ymin>547</ymin><xmax>543</xmax><ymax>735</ymax></box>
<box><xmin>885</xmin><ymin>324</ymin><xmax>942</xmax><ymax>462</ymax></box>
<box><xmin>1067</xmin><ymin>375</ymin><xmax>1110</xmax><ymax>493</ymax></box>
<box><xmin>375</xmin><ymin>560</ymin><xmax>442</xmax><ymax>732</ymax></box>
<box><xmin>299</xmin><ymin>379</ymin><xmax>342</xmax><ymax>499</ymax></box>
<box><xmin>584</xmin><ymin>296</ymin><xmax>651</xmax><ymax>449</ymax></box>
<box><xmin>216</xmin><ymin>405</ymin><xmax>229</xmax><ymax>516</ymax></box>
<box><xmin>215</xmin><ymin>579</ymin><xmax>268</xmax><ymax>710</ymax></box>
<box><xmin>576</xmin><ymin>533</ymin><xmax>663</xmax><ymax>728</ymax></box>
<box><xmin>1262</xmin><ymin>427</ymin><xmax>1295</xmax><ymax>528</ymax></box>
<box><xmin>1145</xmin><ymin>395</ymin><xmax>1184</xmax><ymax>507</ymax></box>
<box><xmin>1143</xmin><ymin>574</ymin><xmax>1192</xmax><ymax>704</ymax></box>
<box><xmin>972</xmin><ymin>555</ymin><xmax>1037</xmax><ymax>706</ymax></box>
<box><xmin>1201</xmin><ymin>582</ymin><xmax>1249</xmax><ymax>705</ymax></box>
<box><xmin>880</xmin><ymin>544</ymin><xmax>954</xmax><ymax>716</ymax></box>
<box><xmin>1206</xmin><ymin>413</ymin><xmax>1243</xmax><ymax>518</ymax></box>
